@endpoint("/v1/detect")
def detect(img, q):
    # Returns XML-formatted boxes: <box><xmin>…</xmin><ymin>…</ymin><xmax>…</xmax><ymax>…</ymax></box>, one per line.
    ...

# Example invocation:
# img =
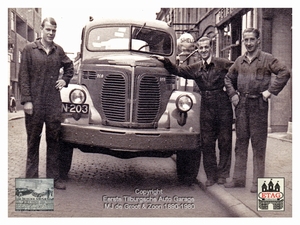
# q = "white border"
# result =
<box><xmin>2</xmin><ymin>1</ymin><xmax>298</xmax><ymax>224</ymax></box>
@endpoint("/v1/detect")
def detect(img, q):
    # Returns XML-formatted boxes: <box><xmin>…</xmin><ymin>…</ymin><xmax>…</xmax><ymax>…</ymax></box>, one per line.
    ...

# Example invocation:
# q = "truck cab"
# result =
<box><xmin>60</xmin><ymin>18</ymin><xmax>201</xmax><ymax>184</ymax></box>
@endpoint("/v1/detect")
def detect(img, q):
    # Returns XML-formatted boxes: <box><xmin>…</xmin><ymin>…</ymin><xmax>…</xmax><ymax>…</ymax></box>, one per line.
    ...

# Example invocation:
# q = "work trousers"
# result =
<box><xmin>25</xmin><ymin>104</ymin><xmax>62</xmax><ymax>180</ymax></box>
<box><xmin>200</xmin><ymin>91</ymin><xmax>233</xmax><ymax>181</ymax></box>
<box><xmin>232</xmin><ymin>96</ymin><xmax>268</xmax><ymax>185</ymax></box>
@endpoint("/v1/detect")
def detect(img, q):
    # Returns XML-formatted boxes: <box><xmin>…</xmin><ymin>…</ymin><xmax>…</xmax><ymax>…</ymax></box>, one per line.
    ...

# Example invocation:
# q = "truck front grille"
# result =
<box><xmin>137</xmin><ymin>76</ymin><xmax>160</xmax><ymax>123</ymax></box>
<box><xmin>101</xmin><ymin>74</ymin><xmax>126</xmax><ymax>122</ymax></box>
<box><xmin>100</xmin><ymin>73</ymin><xmax>161</xmax><ymax>127</ymax></box>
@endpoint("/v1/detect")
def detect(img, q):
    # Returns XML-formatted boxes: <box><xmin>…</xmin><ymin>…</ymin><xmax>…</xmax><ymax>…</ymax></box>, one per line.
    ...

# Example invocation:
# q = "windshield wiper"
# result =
<box><xmin>135</xmin><ymin>23</ymin><xmax>146</xmax><ymax>37</ymax></box>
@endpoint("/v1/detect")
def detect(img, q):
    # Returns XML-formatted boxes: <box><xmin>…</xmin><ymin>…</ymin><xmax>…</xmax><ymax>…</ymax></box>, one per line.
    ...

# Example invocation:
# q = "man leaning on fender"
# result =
<box><xmin>152</xmin><ymin>36</ymin><xmax>234</xmax><ymax>187</ymax></box>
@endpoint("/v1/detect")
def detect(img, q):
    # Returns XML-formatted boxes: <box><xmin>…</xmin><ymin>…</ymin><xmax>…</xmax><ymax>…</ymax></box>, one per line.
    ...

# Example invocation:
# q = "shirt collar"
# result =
<box><xmin>203</xmin><ymin>56</ymin><xmax>212</xmax><ymax>65</ymax></box>
<box><xmin>242</xmin><ymin>50</ymin><xmax>261</xmax><ymax>63</ymax></box>
<box><xmin>34</xmin><ymin>38</ymin><xmax>57</xmax><ymax>52</ymax></box>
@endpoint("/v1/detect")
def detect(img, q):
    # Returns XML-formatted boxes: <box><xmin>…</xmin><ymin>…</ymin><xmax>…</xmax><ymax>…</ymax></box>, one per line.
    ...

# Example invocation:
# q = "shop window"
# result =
<box><xmin>219</xmin><ymin>18</ymin><xmax>242</xmax><ymax>61</ymax></box>
<box><xmin>217</xmin><ymin>9</ymin><xmax>255</xmax><ymax>60</ymax></box>
<box><xmin>220</xmin><ymin>24</ymin><xmax>232</xmax><ymax>60</ymax></box>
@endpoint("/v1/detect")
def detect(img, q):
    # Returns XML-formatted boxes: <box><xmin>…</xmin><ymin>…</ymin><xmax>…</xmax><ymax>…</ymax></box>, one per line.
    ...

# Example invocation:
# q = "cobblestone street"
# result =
<box><xmin>8</xmin><ymin>117</ymin><xmax>231</xmax><ymax>217</ymax></box>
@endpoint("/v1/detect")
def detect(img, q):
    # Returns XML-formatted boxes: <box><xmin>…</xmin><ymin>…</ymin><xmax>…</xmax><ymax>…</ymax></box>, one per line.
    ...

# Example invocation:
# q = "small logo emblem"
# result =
<box><xmin>97</xmin><ymin>73</ymin><xmax>104</xmax><ymax>79</ymax></box>
<box><xmin>257</xmin><ymin>177</ymin><xmax>285</xmax><ymax>211</ymax></box>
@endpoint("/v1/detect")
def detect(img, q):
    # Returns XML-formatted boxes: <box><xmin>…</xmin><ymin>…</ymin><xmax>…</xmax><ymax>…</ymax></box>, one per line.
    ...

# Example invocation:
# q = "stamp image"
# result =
<box><xmin>15</xmin><ymin>178</ymin><xmax>54</xmax><ymax>211</ymax></box>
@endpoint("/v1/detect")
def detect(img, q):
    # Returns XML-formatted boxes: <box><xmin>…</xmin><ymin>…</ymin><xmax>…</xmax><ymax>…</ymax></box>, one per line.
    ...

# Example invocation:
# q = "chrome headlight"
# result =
<box><xmin>69</xmin><ymin>89</ymin><xmax>87</xmax><ymax>104</ymax></box>
<box><xmin>176</xmin><ymin>94</ymin><xmax>193</xmax><ymax>112</ymax></box>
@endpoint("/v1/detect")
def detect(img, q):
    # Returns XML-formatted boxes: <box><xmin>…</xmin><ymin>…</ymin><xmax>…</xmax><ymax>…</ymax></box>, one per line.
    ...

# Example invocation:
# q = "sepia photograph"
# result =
<box><xmin>4</xmin><ymin>1</ymin><xmax>297</xmax><ymax>223</ymax></box>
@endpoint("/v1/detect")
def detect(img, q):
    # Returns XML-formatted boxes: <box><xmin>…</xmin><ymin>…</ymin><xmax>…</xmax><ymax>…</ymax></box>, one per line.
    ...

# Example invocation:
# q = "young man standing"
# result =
<box><xmin>18</xmin><ymin>17</ymin><xmax>74</xmax><ymax>189</ymax></box>
<box><xmin>224</xmin><ymin>28</ymin><xmax>290</xmax><ymax>193</ymax></box>
<box><xmin>152</xmin><ymin>37</ymin><xmax>233</xmax><ymax>186</ymax></box>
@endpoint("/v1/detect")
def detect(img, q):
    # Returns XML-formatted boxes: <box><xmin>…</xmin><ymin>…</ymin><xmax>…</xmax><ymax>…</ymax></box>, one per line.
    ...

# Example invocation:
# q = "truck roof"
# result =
<box><xmin>84</xmin><ymin>18</ymin><xmax>173</xmax><ymax>32</ymax></box>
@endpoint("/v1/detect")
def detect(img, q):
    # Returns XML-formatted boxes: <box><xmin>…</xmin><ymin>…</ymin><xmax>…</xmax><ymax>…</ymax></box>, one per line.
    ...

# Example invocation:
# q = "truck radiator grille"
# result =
<box><xmin>137</xmin><ymin>76</ymin><xmax>160</xmax><ymax>123</ymax></box>
<box><xmin>100</xmin><ymin>73</ymin><xmax>161</xmax><ymax>126</ymax></box>
<box><xmin>101</xmin><ymin>74</ymin><xmax>126</xmax><ymax>122</ymax></box>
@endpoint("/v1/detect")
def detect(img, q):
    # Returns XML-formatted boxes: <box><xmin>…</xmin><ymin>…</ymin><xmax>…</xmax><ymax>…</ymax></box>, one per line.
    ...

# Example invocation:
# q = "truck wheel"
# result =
<box><xmin>59</xmin><ymin>141</ymin><xmax>74</xmax><ymax>180</ymax></box>
<box><xmin>176</xmin><ymin>150</ymin><xmax>201</xmax><ymax>185</ymax></box>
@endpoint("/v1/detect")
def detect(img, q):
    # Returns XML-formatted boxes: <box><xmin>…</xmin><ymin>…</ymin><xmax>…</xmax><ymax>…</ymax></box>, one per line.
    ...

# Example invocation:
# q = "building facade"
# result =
<box><xmin>157</xmin><ymin>8</ymin><xmax>292</xmax><ymax>133</ymax></box>
<box><xmin>8</xmin><ymin>8</ymin><xmax>42</xmax><ymax>110</ymax></box>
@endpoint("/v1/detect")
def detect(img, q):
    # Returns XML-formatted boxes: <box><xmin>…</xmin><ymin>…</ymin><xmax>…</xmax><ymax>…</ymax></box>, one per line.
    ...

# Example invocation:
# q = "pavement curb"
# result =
<box><xmin>173</xmin><ymin>155</ymin><xmax>260</xmax><ymax>217</ymax></box>
<box><xmin>8</xmin><ymin>111</ymin><xmax>24</xmax><ymax>121</ymax></box>
<box><xmin>172</xmin><ymin>154</ymin><xmax>260</xmax><ymax>217</ymax></box>
<box><xmin>8</xmin><ymin>116</ymin><xmax>23</xmax><ymax>121</ymax></box>
<box><xmin>267</xmin><ymin>133</ymin><xmax>292</xmax><ymax>143</ymax></box>
<box><xmin>200</xmin><ymin>184</ymin><xmax>260</xmax><ymax>217</ymax></box>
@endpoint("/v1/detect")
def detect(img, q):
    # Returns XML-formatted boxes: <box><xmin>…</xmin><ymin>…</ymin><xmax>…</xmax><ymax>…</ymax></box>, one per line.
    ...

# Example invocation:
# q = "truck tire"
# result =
<box><xmin>59</xmin><ymin>141</ymin><xmax>73</xmax><ymax>179</ymax></box>
<box><xmin>176</xmin><ymin>150</ymin><xmax>201</xmax><ymax>185</ymax></box>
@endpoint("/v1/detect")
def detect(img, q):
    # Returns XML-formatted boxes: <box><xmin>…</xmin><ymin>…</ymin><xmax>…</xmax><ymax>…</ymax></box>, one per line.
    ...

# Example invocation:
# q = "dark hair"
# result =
<box><xmin>198</xmin><ymin>36</ymin><xmax>212</xmax><ymax>46</ymax></box>
<box><xmin>243</xmin><ymin>28</ymin><xmax>260</xmax><ymax>39</ymax></box>
<box><xmin>41</xmin><ymin>17</ymin><xmax>57</xmax><ymax>28</ymax></box>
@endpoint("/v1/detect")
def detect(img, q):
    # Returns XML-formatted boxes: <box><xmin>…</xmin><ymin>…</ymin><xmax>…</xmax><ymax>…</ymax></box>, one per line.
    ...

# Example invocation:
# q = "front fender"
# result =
<box><xmin>157</xmin><ymin>90</ymin><xmax>201</xmax><ymax>133</ymax></box>
<box><xmin>60</xmin><ymin>84</ymin><xmax>101</xmax><ymax>124</ymax></box>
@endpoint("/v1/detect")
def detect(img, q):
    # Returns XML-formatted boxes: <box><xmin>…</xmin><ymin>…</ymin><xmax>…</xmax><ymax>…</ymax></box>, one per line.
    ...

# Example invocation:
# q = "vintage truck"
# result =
<box><xmin>60</xmin><ymin>18</ymin><xmax>201</xmax><ymax>184</ymax></box>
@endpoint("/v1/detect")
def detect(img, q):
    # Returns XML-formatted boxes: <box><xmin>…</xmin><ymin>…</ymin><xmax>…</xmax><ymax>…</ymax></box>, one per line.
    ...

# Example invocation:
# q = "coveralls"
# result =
<box><xmin>163</xmin><ymin>57</ymin><xmax>233</xmax><ymax>182</ymax></box>
<box><xmin>224</xmin><ymin>50</ymin><xmax>290</xmax><ymax>186</ymax></box>
<box><xmin>18</xmin><ymin>38</ymin><xmax>74</xmax><ymax>180</ymax></box>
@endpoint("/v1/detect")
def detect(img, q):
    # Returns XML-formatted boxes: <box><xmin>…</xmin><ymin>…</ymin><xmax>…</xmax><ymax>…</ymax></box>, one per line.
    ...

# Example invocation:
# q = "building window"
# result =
<box><xmin>187</xmin><ymin>8</ymin><xmax>191</xmax><ymax>23</ymax></box>
<box><xmin>18</xmin><ymin>51</ymin><xmax>22</xmax><ymax>64</ymax></box>
<box><xmin>8</xmin><ymin>47</ymin><xmax>14</xmax><ymax>61</ymax></box>
<box><xmin>27</xmin><ymin>26</ymin><xmax>34</xmax><ymax>42</ymax></box>
<box><xmin>217</xmin><ymin>9</ymin><xmax>254</xmax><ymax>60</ymax></box>
<box><xmin>16</xmin><ymin>15</ymin><xmax>27</xmax><ymax>39</ymax></box>
<box><xmin>242</xmin><ymin>9</ymin><xmax>256</xmax><ymax>55</ymax></box>
<box><xmin>11</xmin><ymin>11</ymin><xmax>15</xmax><ymax>31</ymax></box>
<box><xmin>219</xmin><ymin>24</ymin><xmax>232</xmax><ymax>60</ymax></box>
<box><xmin>218</xmin><ymin>13</ymin><xmax>244</xmax><ymax>61</ymax></box>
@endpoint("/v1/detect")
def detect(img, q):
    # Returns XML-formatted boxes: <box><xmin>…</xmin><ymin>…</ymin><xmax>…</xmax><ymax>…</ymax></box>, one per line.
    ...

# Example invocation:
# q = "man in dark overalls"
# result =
<box><xmin>224</xmin><ymin>28</ymin><xmax>290</xmax><ymax>192</ymax></box>
<box><xmin>152</xmin><ymin>37</ymin><xmax>233</xmax><ymax>186</ymax></box>
<box><xmin>18</xmin><ymin>17</ymin><xmax>73</xmax><ymax>189</ymax></box>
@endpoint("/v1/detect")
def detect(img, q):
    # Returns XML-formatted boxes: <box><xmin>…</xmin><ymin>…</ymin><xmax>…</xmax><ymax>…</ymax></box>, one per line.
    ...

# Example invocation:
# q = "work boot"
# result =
<box><xmin>217</xmin><ymin>178</ymin><xmax>227</xmax><ymax>184</ymax></box>
<box><xmin>54</xmin><ymin>179</ymin><xmax>66</xmax><ymax>190</ymax></box>
<box><xmin>205</xmin><ymin>179</ymin><xmax>216</xmax><ymax>187</ymax></box>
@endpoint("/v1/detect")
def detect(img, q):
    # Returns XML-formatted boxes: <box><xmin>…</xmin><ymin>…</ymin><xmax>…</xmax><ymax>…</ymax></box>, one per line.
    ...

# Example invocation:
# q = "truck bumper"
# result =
<box><xmin>61</xmin><ymin>123</ymin><xmax>200</xmax><ymax>152</ymax></box>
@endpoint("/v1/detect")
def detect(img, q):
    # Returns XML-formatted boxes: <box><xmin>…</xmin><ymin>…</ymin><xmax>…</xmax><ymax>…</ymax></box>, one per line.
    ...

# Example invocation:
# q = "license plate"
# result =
<box><xmin>62</xmin><ymin>103</ymin><xmax>89</xmax><ymax>114</ymax></box>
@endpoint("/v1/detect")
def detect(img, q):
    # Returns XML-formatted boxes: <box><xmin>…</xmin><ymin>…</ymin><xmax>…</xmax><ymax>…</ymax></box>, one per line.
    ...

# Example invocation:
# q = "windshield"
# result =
<box><xmin>87</xmin><ymin>25</ymin><xmax>173</xmax><ymax>55</ymax></box>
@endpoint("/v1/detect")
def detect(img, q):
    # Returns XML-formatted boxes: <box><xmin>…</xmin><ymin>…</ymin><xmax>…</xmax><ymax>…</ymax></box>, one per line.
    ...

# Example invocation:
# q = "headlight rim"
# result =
<box><xmin>69</xmin><ymin>88</ymin><xmax>87</xmax><ymax>104</ymax></box>
<box><xmin>175</xmin><ymin>94</ymin><xmax>193</xmax><ymax>112</ymax></box>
